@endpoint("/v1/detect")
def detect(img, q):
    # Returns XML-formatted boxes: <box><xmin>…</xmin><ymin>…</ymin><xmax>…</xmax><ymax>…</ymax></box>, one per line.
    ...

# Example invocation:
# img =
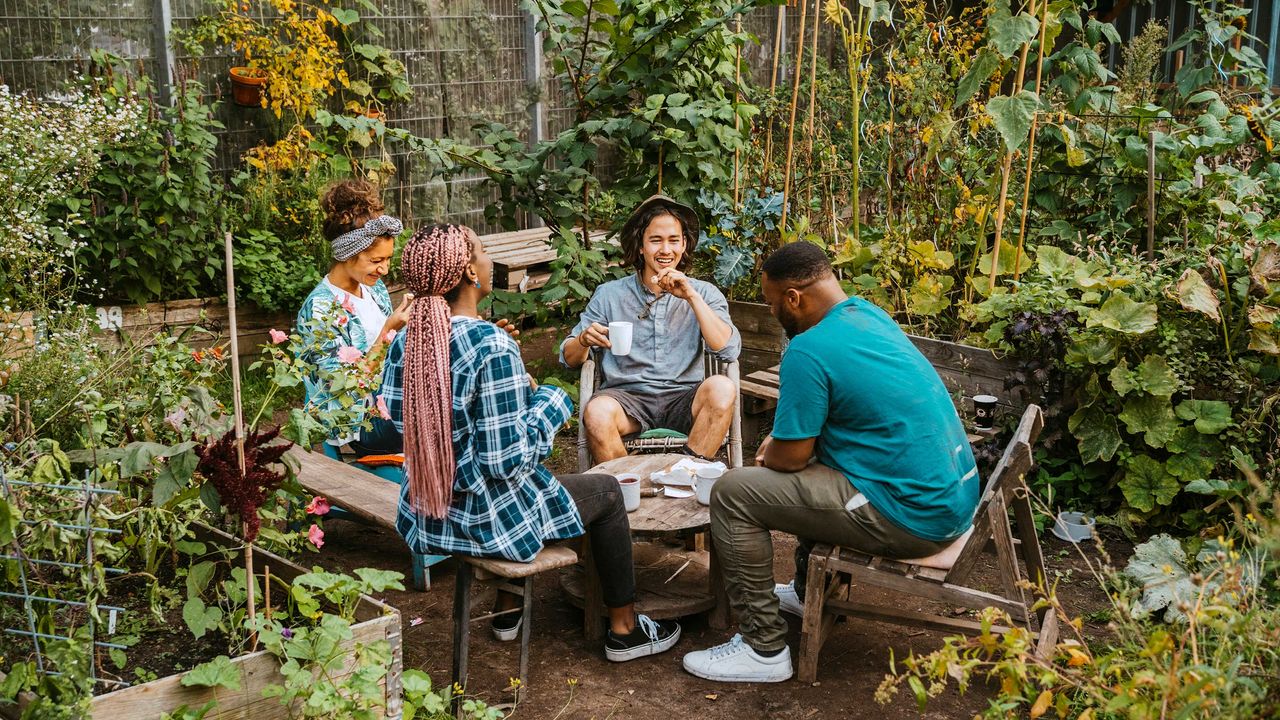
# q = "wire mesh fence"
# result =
<box><xmin>2</xmin><ymin>1</ymin><xmax>1275</xmax><ymax>235</ymax></box>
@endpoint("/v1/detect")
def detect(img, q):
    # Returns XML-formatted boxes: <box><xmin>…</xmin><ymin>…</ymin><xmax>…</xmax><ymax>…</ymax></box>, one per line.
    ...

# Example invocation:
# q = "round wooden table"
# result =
<box><xmin>560</xmin><ymin>453</ymin><xmax>730</xmax><ymax>640</ymax></box>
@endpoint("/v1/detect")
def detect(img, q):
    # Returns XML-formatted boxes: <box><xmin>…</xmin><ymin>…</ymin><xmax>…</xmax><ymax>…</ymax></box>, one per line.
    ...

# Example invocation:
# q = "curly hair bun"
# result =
<box><xmin>321</xmin><ymin>179</ymin><xmax>386</xmax><ymax>241</ymax></box>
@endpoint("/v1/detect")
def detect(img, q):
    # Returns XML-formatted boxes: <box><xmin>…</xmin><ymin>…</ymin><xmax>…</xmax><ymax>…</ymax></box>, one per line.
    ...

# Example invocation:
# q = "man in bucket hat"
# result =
<box><xmin>561</xmin><ymin>194</ymin><xmax>741</xmax><ymax>463</ymax></box>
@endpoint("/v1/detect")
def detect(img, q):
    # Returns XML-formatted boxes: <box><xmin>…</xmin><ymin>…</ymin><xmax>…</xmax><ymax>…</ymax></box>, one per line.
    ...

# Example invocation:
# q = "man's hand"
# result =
<box><xmin>758</xmin><ymin>434</ymin><xmax>816</xmax><ymax>473</ymax></box>
<box><xmin>575</xmin><ymin>321</ymin><xmax>612</xmax><ymax>349</ymax></box>
<box><xmin>755</xmin><ymin>434</ymin><xmax>774</xmax><ymax>465</ymax></box>
<box><xmin>494</xmin><ymin>318</ymin><xmax>521</xmax><ymax>340</ymax></box>
<box><xmin>652</xmin><ymin>268</ymin><xmax>695</xmax><ymax>301</ymax></box>
<box><xmin>527</xmin><ymin>374</ymin><xmax>539</xmax><ymax>391</ymax></box>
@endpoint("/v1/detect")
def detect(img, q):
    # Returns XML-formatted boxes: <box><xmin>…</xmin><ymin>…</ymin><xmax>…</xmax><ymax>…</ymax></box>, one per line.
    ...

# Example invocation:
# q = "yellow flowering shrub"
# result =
<box><xmin>198</xmin><ymin>0</ymin><xmax>348</xmax><ymax>120</ymax></box>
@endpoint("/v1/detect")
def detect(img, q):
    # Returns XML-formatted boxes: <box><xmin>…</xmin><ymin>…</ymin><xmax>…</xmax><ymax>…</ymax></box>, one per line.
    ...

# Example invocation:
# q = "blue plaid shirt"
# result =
<box><xmin>385</xmin><ymin>317</ymin><xmax>584</xmax><ymax>562</ymax></box>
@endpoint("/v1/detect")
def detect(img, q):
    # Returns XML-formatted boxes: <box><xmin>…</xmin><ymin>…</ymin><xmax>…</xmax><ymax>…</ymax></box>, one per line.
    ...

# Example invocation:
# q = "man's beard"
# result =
<box><xmin>779</xmin><ymin>309</ymin><xmax>801</xmax><ymax>339</ymax></box>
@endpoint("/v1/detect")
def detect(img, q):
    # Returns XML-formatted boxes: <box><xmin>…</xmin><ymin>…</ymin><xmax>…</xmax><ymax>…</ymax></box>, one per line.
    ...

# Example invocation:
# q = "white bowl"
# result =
<box><xmin>1051</xmin><ymin>511</ymin><xmax>1095</xmax><ymax>542</ymax></box>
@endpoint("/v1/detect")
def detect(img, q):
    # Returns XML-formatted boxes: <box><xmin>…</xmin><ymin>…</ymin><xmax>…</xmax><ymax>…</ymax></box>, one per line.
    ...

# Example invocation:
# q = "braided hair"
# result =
<box><xmin>401</xmin><ymin>224</ymin><xmax>473</xmax><ymax>519</ymax></box>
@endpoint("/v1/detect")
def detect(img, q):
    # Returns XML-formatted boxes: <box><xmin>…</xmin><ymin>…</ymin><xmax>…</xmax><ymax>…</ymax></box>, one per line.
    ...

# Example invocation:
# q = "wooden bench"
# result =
<box><xmin>289</xmin><ymin>447</ymin><xmax>446</xmax><ymax>590</ymax></box>
<box><xmin>481</xmin><ymin>226</ymin><xmax>613</xmax><ymax>292</ymax></box>
<box><xmin>287</xmin><ymin>447</ymin><xmax>579</xmax><ymax>705</ymax></box>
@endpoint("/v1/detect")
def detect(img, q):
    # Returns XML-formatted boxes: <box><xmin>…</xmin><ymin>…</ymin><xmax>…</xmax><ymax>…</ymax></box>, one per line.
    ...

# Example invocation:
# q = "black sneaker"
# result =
<box><xmin>605</xmin><ymin>614</ymin><xmax>681</xmax><ymax>662</ymax></box>
<box><xmin>491</xmin><ymin>610</ymin><xmax>521</xmax><ymax>642</ymax></box>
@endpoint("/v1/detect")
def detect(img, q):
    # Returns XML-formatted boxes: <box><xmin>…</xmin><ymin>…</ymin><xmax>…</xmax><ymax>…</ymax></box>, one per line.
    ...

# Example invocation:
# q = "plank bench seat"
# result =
<box><xmin>466</xmin><ymin>545</ymin><xmax>579</xmax><ymax>580</ymax></box>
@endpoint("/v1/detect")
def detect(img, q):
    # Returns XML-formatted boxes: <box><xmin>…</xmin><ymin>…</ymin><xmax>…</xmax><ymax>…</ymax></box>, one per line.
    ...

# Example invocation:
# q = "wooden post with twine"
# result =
<box><xmin>780</xmin><ymin>0</ymin><xmax>809</xmax><ymax>231</ymax></box>
<box><xmin>223</xmin><ymin>230</ymin><xmax>257</xmax><ymax>648</ymax></box>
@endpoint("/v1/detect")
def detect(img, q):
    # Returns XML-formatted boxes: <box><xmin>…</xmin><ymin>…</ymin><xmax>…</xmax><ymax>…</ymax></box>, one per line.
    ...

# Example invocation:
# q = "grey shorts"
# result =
<box><xmin>592</xmin><ymin>385</ymin><xmax>700</xmax><ymax>435</ymax></box>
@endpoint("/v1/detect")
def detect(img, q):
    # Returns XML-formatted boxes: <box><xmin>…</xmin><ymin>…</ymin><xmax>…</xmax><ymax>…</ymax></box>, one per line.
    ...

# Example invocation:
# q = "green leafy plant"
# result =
<box><xmin>55</xmin><ymin>54</ymin><xmax>225</xmax><ymax>306</ymax></box>
<box><xmin>695</xmin><ymin>187</ymin><xmax>784</xmax><ymax>290</ymax></box>
<box><xmin>876</xmin><ymin>505</ymin><xmax>1280</xmax><ymax>719</ymax></box>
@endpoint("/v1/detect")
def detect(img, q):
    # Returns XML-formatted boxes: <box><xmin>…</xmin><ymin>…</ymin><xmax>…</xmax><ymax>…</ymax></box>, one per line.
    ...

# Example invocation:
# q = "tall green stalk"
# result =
<box><xmin>848</xmin><ymin>3</ymin><xmax>865</xmax><ymax>243</ymax></box>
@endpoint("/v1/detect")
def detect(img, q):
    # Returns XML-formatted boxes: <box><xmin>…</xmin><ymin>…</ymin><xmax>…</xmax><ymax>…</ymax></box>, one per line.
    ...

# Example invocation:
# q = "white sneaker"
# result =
<box><xmin>682</xmin><ymin>634</ymin><xmax>794</xmax><ymax>682</ymax></box>
<box><xmin>775</xmin><ymin>581</ymin><xmax>804</xmax><ymax>617</ymax></box>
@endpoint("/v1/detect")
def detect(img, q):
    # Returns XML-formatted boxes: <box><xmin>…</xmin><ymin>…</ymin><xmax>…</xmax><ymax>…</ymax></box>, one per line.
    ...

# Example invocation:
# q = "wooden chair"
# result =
<box><xmin>795</xmin><ymin>405</ymin><xmax>1058</xmax><ymax>683</ymax></box>
<box><xmin>576</xmin><ymin>348</ymin><xmax>744</xmax><ymax>471</ymax></box>
<box><xmin>451</xmin><ymin>546</ymin><xmax>579</xmax><ymax>709</ymax></box>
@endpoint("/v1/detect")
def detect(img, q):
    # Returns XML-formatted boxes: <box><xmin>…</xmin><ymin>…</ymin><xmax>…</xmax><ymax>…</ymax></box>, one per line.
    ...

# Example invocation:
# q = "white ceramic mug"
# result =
<box><xmin>616</xmin><ymin>473</ymin><xmax>641</xmax><ymax>512</ymax></box>
<box><xmin>608</xmin><ymin>321</ymin><xmax>633</xmax><ymax>356</ymax></box>
<box><xmin>694</xmin><ymin>466</ymin><xmax>723</xmax><ymax>506</ymax></box>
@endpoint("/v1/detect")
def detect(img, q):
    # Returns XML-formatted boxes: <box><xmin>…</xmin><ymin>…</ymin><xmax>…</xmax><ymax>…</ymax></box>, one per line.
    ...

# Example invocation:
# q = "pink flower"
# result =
<box><xmin>307</xmin><ymin>524</ymin><xmax>325</xmax><ymax>549</ymax></box>
<box><xmin>336</xmin><ymin>345</ymin><xmax>363</xmax><ymax>364</ymax></box>
<box><xmin>340</xmin><ymin>294</ymin><xmax>357</xmax><ymax>314</ymax></box>
<box><xmin>305</xmin><ymin>496</ymin><xmax>331</xmax><ymax>516</ymax></box>
<box><xmin>375</xmin><ymin>394</ymin><xmax>392</xmax><ymax>420</ymax></box>
<box><xmin>269</xmin><ymin>329</ymin><xmax>288</xmax><ymax>345</ymax></box>
<box><xmin>335</xmin><ymin>314</ymin><xmax>348</xmax><ymax>327</ymax></box>
<box><xmin>383</xmin><ymin>329</ymin><xmax>397</xmax><ymax>343</ymax></box>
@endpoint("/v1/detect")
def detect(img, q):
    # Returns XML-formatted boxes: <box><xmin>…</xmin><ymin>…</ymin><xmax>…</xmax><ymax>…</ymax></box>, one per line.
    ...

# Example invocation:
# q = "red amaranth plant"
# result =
<box><xmin>195</xmin><ymin>426</ymin><xmax>291</xmax><ymax>541</ymax></box>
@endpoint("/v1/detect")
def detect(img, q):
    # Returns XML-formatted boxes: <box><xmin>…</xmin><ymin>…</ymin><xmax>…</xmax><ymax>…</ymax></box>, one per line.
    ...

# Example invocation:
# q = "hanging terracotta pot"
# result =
<box><xmin>228</xmin><ymin>67</ymin><xmax>268</xmax><ymax>107</ymax></box>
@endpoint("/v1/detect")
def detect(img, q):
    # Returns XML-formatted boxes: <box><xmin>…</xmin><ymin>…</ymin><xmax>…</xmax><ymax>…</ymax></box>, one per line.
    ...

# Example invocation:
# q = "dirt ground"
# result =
<box><xmin>316</xmin><ymin>445</ymin><xmax>1124</xmax><ymax>720</ymax></box>
<box><xmin>309</xmin><ymin>325</ymin><xmax>1125</xmax><ymax>719</ymax></box>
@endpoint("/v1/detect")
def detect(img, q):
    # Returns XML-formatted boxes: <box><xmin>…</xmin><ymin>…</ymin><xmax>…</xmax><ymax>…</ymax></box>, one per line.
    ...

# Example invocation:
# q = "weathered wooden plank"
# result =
<box><xmin>91</xmin><ymin>617</ymin><xmax>395</xmax><ymax>719</ymax></box>
<box><xmin>287</xmin><ymin>448</ymin><xmax>399</xmax><ymax>531</ymax></box>
<box><xmin>837</xmin><ymin>562</ymin><xmax>1028</xmax><ymax>621</ymax></box>
<box><xmin>823</xmin><ymin>598</ymin><xmax>1021</xmax><ymax>637</ymax></box>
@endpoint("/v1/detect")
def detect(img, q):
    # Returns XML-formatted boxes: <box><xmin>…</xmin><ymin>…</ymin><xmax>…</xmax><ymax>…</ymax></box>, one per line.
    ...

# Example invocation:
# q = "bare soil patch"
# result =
<box><xmin>312</xmin><ymin>426</ymin><xmax>1126</xmax><ymax>719</ymax></box>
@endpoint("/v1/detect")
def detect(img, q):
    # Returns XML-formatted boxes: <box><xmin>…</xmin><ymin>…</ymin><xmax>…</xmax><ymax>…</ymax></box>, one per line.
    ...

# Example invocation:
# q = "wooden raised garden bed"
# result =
<box><xmin>88</xmin><ymin>525</ymin><xmax>403</xmax><ymax>720</ymax></box>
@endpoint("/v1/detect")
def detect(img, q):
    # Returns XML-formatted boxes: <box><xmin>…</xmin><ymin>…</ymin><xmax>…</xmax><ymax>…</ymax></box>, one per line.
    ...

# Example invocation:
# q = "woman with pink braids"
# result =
<box><xmin>382</xmin><ymin>224</ymin><xmax>681</xmax><ymax>662</ymax></box>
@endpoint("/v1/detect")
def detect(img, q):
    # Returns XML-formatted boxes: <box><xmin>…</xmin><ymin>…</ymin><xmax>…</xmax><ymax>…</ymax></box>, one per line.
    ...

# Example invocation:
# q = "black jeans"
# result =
<box><xmin>350</xmin><ymin>417</ymin><xmax>403</xmax><ymax>455</ymax></box>
<box><xmin>558</xmin><ymin>473</ymin><xmax>636</xmax><ymax>609</ymax></box>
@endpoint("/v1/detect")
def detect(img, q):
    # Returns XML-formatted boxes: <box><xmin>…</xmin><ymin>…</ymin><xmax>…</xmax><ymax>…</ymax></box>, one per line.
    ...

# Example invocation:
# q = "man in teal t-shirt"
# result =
<box><xmin>682</xmin><ymin>241</ymin><xmax>978</xmax><ymax>684</ymax></box>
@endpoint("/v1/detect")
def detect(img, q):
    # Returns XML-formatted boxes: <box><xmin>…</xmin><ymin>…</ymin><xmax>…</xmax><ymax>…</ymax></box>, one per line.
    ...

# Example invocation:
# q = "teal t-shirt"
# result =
<box><xmin>771</xmin><ymin>297</ymin><xmax>978</xmax><ymax>541</ymax></box>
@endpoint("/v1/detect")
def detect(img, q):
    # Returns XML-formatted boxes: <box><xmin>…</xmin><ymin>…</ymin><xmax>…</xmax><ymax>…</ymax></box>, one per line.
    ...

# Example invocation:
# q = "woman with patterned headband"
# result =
<box><xmin>383</xmin><ymin>223</ymin><xmax>682</xmax><ymax>662</ymax></box>
<box><xmin>295</xmin><ymin>179</ymin><xmax>414</xmax><ymax>452</ymax></box>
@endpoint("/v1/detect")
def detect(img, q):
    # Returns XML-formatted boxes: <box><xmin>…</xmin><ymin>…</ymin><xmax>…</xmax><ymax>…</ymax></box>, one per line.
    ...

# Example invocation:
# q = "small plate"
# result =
<box><xmin>662</xmin><ymin>486</ymin><xmax>695</xmax><ymax>499</ymax></box>
<box><xmin>650</xmin><ymin>469</ymin><xmax>695</xmax><ymax>487</ymax></box>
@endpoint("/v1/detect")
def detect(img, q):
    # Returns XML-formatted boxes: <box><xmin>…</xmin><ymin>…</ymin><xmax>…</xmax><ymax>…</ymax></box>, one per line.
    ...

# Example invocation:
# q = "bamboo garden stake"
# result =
<box><xmin>805</xmin><ymin>0</ymin><xmax>821</xmax><ymax>213</ymax></box>
<box><xmin>987</xmin><ymin>0</ymin><xmax>1038</xmax><ymax>292</ymax></box>
<box><xmin>780</xmin><ymin>0</ymin><xmax>809</xmax><ymax>230</ymax></box>
<box><xmin>763</xmin><ymin>4</ymin><xmax>786</xmax><ymax>181</ymax></box>
<box><xmin>1012</xmin><ymin>0</ymin><xmax>1051</xmax><ymax>281</ymax></box>
<box><xmin>733</xmin><ymin>16</ymin><xmax>743</xmax><ymax>209</ymax></box>
<box><xmin>223</xmin><ymin>230</ymin><xmax>257</xmax><ymax>649</ymax></box>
